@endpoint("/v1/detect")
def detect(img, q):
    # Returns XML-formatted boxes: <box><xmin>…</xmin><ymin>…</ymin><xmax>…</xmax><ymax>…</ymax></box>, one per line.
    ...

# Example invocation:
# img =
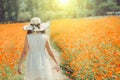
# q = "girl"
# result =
<box><xmin>18</xmin><ymin>17</ymin><xmax>60</xmax><ymax>80</ymax></box>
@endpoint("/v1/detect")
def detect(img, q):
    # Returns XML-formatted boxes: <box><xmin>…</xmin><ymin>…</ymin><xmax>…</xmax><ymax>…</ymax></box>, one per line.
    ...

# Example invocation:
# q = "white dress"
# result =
<box><xmin>24</xmin><ymin>33</ymin><xmax>53</xmax><ymax>80</ymax></box>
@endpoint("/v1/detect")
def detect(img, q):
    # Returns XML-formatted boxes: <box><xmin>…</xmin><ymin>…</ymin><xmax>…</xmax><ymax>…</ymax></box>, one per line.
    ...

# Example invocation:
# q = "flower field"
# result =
<box><xmin>50</xmin><ymin>16</ymin><xmax>120</xmax><ymax>80</ymax></box>
<box><xmin>0</xmin><ymin>16</ymin><xmax>120</xmax><ymax>80</ymax></box>
<box><xmin>0</xmin><ymin>23</ymin><xmax>28</xmax><ymax>80</ymax></box>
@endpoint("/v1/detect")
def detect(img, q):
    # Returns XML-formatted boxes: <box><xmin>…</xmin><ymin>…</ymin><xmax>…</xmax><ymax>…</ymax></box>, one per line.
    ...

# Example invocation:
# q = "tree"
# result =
<box><xmin>0</xmin><ymin>0</ymin><xmax>19</xmax><ymax>23</ymax></box>
<box><xmin>0</xmin><ymin>0</ymin><xmax>5</xmax><ymax>23</ymax></box>
<box><xmin>116</xmin><ymin>0</ymin><xmax>120</xmax><ymax>6</ymax></box>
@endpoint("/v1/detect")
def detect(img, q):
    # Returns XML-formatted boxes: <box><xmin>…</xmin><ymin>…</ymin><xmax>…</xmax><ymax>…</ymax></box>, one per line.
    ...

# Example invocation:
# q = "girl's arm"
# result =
<box><xmin>45</xmin><ymin>37</ymin><xmax>59</xmax><ymax>65</ymax></box>
<box><xmin>18</xmin><ymin>35</ymin><xmax>29</xmax><ymax>66</ymax></box>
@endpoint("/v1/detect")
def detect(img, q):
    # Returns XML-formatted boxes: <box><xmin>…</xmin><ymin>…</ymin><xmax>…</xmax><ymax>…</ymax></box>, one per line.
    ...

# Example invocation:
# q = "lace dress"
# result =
<box><xmin>24</xmin><ymin>33</ymin><xmax>53</xmax><ymax>80</ymax></box>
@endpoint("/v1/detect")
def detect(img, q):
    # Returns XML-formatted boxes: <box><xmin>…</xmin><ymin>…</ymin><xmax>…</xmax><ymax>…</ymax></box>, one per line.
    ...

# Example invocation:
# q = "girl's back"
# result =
<box><xmin>25</xmin><ymin>33</ymin><xmax>53</xmax><ymax>80</ymax></box>
<box><xmin>27</xmin><ymin>33</ymin><xmax>47</xmax><ymax>52</ymax></box>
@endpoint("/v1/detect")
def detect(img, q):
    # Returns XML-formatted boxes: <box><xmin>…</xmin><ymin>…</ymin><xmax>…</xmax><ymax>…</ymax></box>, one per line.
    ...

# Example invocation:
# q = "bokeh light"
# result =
<box><xmin>59</xmin><ymin>0</ymin><xmax>69</xmax><ymax>5</ymax></box>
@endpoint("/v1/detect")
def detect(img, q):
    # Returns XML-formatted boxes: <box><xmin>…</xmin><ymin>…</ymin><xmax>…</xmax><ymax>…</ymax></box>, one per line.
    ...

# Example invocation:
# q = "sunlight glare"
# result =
<box><xmin>59</xmin><ymin>0</ymin><xmax>69</xmax><ymax>5</ymax></box>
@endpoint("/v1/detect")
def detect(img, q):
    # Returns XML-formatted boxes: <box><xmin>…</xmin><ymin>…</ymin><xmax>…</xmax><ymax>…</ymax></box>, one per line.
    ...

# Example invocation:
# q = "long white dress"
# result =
<box><xmin>24</xmin><ymin>32</ymin><xmax>53</xmax><ymax>80</ymax></box>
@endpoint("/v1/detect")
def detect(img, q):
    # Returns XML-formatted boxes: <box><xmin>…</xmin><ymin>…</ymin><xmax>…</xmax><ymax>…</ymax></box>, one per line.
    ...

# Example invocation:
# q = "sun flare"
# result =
<box><xmin>59</xmin><ymin>0</ymin><xmax>69</xmax><ymax>5</ymax></box>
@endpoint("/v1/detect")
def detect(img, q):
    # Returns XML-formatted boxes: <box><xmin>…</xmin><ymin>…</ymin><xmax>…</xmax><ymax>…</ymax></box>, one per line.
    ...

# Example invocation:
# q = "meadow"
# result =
<box><xmin>50</xmin><ymin>16</ymin><xmax>120</xmax><ymax>80</ymax></box>
<box><xmin>0</xmin><ymin>23</ymin><xmax>27</xmax><ymax>80</ymax></box>
<box><xmin>0</xmin><ymin>16</ymin><xmax>120</xmax><ymax>80</ymax></box>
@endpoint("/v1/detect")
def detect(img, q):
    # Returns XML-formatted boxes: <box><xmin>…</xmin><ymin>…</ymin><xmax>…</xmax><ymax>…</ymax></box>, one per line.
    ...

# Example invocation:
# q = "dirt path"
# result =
<box><xmin>49</xmin><ymin>48</ymin><xmax>67</xmax><ymax>80</ymax></box>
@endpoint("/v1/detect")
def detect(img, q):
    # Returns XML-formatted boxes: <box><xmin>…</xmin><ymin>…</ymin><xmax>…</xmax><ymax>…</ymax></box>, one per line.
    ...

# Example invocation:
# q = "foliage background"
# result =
<box><xmin>0</xmin><ymin>0</ymin><xmax>120</xmax><ymax>23</ymax></box>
